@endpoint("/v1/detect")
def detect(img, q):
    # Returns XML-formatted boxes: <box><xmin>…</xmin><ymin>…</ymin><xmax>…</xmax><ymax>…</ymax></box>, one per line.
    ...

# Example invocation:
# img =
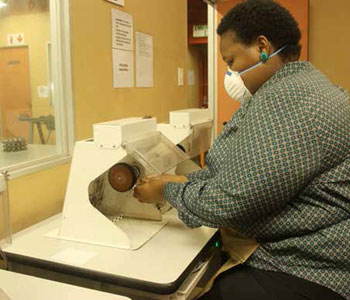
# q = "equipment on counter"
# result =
<box><xmin>158</xmin><ymin>108</ymin><xmax>212</xmax><ymax>159</ymax></box>
<box><xmin>53</xmin><ymin>109</ymin><xmax>212</xmax><ymax>251</ymax></box>
<box><xmin>18</xmin><ymin>114</ymin><xmax>55</xmax><ymax>144</ymax></box>
<box><xmin>2</xmin><ymin>137</ymin><xmax>27</xmax><ymax>152</ymax></box>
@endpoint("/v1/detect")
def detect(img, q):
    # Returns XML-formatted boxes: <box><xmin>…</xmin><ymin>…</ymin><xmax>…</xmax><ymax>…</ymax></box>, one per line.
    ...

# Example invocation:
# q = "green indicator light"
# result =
<box><xmin>215</xmin><ymin>241</ymin><xmax>220</xmax><ymax>248</ymax></box>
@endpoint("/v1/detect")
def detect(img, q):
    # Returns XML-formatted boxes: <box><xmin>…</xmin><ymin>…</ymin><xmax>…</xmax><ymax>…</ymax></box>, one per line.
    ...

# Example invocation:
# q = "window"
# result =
<box><xmin>0</xmin><ymin>0</ymin><xmax>74</xmax><ymax>178</ymax></box>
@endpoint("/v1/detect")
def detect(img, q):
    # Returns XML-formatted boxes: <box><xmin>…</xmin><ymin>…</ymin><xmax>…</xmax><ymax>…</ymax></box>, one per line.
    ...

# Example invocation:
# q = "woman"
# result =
<box><xmin>134</xmin><ymin>0</ymin><xmax>350</xmax><ymax>299</ymax></box>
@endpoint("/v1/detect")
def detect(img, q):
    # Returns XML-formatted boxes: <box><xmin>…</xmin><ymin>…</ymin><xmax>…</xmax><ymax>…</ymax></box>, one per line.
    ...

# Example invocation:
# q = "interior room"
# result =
<box><xmin>0</xmin><ymin>0</ymin><xmax>349</xmax><ymax>299</ymax></box>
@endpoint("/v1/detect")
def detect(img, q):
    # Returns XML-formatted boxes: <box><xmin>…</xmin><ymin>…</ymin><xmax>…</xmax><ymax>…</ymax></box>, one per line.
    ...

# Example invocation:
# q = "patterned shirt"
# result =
<box><xmin>164</xmin><ymin>61</ymin><xmax>350</xmax><ymax>299</ymax></box>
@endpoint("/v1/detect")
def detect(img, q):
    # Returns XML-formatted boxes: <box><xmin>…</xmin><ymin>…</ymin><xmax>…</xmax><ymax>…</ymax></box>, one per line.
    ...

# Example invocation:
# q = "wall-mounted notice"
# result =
<box><xmin>112</xmin><ymin>9</ymin><xmax>133</xmax><ymax>51</ymax></box>
<box><xmin>136</xmin><ymin>32</ymin><xmax>153</xmax><ymax>88</ymax></box>
<box><xmin>7</xmin><ymin>33</ymin><xmax>25</xmax><ymax>46</ymax></box>
<box><xmin>113</xmin><ymin>49</ymin><xmax>134</xmax><ymax>88</ymax></box>
<box><xmin>105</xmin><ymin>0</ymin><xmax>124</xmax><ymax>7</ymax></box>
<box><xmin>188</xmin><ymin>69</ymin><xmax>195</xmax><ymax>86</ymax></box>
<box><xmin>37</xmin><ymin>86</ymin><xmax>50</xmax><ymax>98</ymax></box>
<box><xmin>112</xmin><ymin>9</ymin><xmax>134</xmax><ymax>88</ymax></box>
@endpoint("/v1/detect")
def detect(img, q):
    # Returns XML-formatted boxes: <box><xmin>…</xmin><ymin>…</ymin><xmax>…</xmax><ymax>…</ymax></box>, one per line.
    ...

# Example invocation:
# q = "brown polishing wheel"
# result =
<box><xmin>108</xmin><ymin>163</ymin><xmax>139</xmax><ymax>192</ymax></box>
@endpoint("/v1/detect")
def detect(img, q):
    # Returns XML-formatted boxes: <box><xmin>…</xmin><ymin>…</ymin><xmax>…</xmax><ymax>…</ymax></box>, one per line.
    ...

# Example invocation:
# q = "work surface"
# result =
<box><xmin>0</xmin><ymin>144</ymin><xmax>57</xmax><ymax>168</ymax></box>
<box><xmin>3</xmin><ymin>209</ymin><xmax>218</xmax><ymax>294</ymax></box>
<box><xmin>0</xmin><ymin>269</ymin><xmax>130</xmax><ymax>300</ymax></box>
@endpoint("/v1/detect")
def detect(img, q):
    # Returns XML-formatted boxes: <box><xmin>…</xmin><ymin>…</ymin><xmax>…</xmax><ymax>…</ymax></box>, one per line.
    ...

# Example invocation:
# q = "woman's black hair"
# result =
<box><xmin>217</xmin><ymin>0</ymin><xmax>302</xmax><ymax>62</ymax></box>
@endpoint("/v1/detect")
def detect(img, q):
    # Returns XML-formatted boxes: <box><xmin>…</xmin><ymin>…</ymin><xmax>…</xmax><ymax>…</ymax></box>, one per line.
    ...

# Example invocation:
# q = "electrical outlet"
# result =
<box><xmin>178</xmin><ymin>67</ymin><xmax>184</xmax><ymax>86</ymax></box>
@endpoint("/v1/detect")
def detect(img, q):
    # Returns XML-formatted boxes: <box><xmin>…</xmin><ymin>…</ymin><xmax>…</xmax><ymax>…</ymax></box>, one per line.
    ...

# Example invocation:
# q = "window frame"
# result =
<box><xmin>208</xmin><ymin>4</ymin><xmax>217</xmax><ymax>137</ymax></box>
<box><xmin>0</xmin><ymin>0</ymin><xmax>74</xmax><ymax>180</ymax></box>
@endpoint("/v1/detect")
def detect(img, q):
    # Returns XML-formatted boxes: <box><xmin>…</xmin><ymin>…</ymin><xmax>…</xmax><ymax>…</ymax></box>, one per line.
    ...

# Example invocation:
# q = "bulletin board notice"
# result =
<box><xmin>112</xmin><ymin>8</ymin><xmax>133</xmax><ymax>51</ymax></box>
<box><xmin>136</xmin><ymin>32</ymin><xmax>153</xmax><ymax>88</ymax></box>
<box><xmin>106</xmin><ymin>0</ymin><xmax>124</xmax><ymax>7</ymax></box>
<box><xmin>112</xmin><ymin>8</ymin><xmax>134</xmax><ymax>88</ymax></box>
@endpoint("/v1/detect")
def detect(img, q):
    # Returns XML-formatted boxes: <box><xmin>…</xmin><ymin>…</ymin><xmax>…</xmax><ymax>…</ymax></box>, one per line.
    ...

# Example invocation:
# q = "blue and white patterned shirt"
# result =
<box><xmin>164</xmin><ymin>61</ymin><xmax>350</xmax><ymax>299</ymax></box>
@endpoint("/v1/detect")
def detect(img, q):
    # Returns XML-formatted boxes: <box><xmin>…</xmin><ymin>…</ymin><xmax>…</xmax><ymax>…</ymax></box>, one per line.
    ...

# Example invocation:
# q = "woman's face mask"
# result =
<box><xmin>224</xmin><ymin>46</ymin><xmax>286</xmax><ymax>103</ymax></box>
<box><xmin>224</xmin><ymin>70</ymin><xmax>252</xmax><ymax>103</ymax></box>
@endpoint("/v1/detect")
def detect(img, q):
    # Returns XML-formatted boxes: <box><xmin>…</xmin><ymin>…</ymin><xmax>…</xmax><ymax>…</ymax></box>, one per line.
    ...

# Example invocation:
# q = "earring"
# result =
<box><xmin>260</xmin><ymin>51</ymin><xmax>268</xmax><ymax>62</ymax></box>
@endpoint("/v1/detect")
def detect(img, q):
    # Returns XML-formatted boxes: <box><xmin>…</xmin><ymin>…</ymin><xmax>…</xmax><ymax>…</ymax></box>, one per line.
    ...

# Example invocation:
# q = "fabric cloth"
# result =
<box><xmin>197</xmin><ymin>265</ymin><xmax>346</xmax><ymax>300</ymax></box>
<box><xmin>164</xmin><ymin>61</ymin><xmax>350</xmax><ymax>299</ymax></box>
<box><xmin>197</xmin><ymin>227</ymin><xmax>259</xmax><ymax>297</ymax></box>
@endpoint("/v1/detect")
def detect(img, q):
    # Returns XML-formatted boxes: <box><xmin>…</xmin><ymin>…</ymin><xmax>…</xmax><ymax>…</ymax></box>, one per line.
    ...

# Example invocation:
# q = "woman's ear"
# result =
<box><xmin>256</xmin><ymin>35</ymin><xmax>273</xmax><ymax>57</ymax></box>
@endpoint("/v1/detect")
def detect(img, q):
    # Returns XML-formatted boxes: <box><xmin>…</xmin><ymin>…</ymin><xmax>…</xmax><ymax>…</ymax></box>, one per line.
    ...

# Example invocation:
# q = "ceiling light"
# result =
<box><xmin>0</xmin><ymin>1</ymin><xmax>7</xmax><ymax>9</ymax></box>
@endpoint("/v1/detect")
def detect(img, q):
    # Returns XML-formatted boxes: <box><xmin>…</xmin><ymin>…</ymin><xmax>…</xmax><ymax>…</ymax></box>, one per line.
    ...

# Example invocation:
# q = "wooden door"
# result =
<box><xmin>216</xmin><ymin>0</ymin><xmax>309</xmax><ymax>133</ymax></box>
<box><xmin>0</xmin><ymin>46</ymin><xmax>32</xmax><ymax>138</ymax></box>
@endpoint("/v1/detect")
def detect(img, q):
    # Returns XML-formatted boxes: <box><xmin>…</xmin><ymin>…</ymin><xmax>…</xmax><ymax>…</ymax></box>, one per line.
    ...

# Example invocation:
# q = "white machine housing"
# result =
<box><xmin>58</xmin><ymin>118</ymin><xmax>178</xmax><ymax>250</ymax></box>
<box><xmin>56</xmin><ymin>109</ymin><xmax>212</xmax><ymax>251</ymax></box>
<box><xmin>158</xmin><ymin>108</ymin><xmax>213</xmax><ymax>158</ymax></box>
<box><xmin>93</xmin><ymin>117</ymin><xmax>156</xmax><ymax>149</ymax></box>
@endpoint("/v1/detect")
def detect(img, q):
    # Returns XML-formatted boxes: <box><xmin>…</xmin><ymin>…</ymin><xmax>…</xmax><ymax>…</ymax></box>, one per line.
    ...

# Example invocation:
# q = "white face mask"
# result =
<box><xmin>224</xmin><ymin>46</ymin><xmax>286</xmax><ymax>104</ymax></box>
<box><xmin>224</xmin><ymin>70</ymin><xmax>252</xmax><ymax>103</ymax></box>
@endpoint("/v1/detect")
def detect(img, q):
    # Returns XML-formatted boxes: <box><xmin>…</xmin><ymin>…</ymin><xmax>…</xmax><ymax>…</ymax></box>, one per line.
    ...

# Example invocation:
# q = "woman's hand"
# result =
<box><xmin>133</xmin><ymin>174</ymin><xmax>188</xmax><ymax>204</ymax></box>
<box><xmin>133</xmin><ymin>178</ymin><xmax>165</xmax><ymax>204</ymax></box>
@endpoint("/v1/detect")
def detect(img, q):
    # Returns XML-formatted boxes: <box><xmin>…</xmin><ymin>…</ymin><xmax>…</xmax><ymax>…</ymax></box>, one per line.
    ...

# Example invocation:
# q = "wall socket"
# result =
<box><xmin>178</xmin><ymin>67</ymin><xmax>184</xmax><ymax>86</ymax></box>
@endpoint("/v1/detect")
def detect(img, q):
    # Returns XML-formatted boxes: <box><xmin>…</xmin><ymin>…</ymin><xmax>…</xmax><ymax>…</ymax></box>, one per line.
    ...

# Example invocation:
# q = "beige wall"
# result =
<box><xmin>71</xmin><ymin>0</ymin><xmax>188</xmax><ymax>140</ymax></box>
<box><xmin>0</xmin><ymin>163</ymin><xmax>69</xmax><ymax>236</ymax></box>
<box><xmin>8</xmin><ymin>164</ymin><xmax>70</xmax><ymax>233</ymax></box>
<box><xmin>308</xmin><ymin>0</ymin><xmax>350</xmax><ymax>91</ymax></box>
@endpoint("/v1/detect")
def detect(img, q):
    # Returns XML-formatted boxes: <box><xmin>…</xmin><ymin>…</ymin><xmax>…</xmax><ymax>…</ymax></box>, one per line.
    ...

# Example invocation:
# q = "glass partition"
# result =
<box><xmin>0</xmin><ymin>0</ymin><xmax>68</xmax><ymax>170</ymax></box>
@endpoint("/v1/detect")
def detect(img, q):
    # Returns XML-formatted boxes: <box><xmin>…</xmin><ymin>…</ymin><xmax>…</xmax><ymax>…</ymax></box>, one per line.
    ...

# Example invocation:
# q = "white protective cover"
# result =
<box><xmin>57</xmin><ymin>140</ymin><xmax>167</xmax><ymax>250</ymax></box>
<box><xmin>58</xmin><ymin>118</ymin><xmax>171</xmax><ymax>250</ymax></box>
